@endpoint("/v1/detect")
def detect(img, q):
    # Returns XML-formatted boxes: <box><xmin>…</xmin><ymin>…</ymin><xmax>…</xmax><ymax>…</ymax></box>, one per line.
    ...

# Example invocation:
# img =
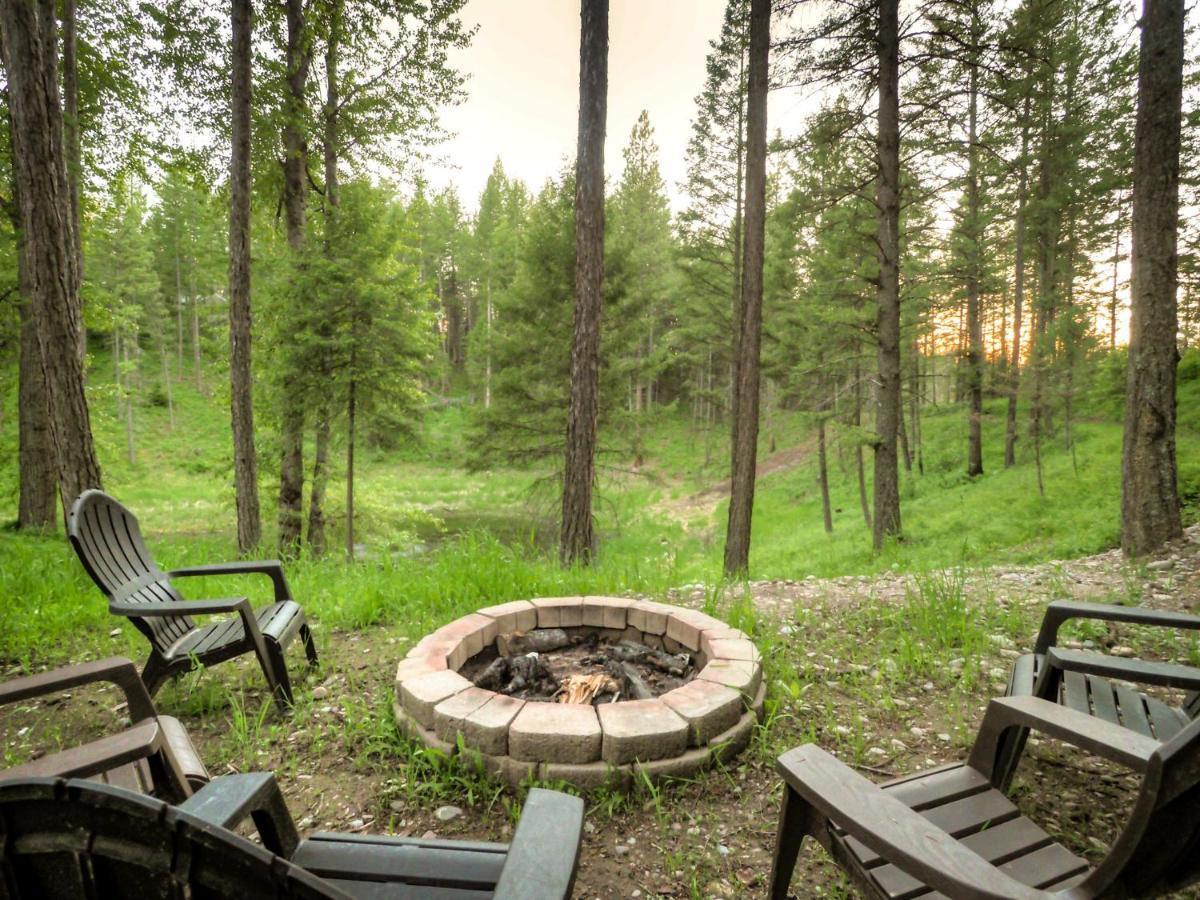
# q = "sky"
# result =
<box><xmin>424</xmin><ymin>0</ymin><xmax>732</xmax><ymax>212</ymax></box>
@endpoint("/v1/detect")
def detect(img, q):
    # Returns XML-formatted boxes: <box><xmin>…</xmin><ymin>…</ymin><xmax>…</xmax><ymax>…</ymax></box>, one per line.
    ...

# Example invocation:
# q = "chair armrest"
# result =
<box><xmin>493</xmin><ymin>787</ymin><xmax>585</xmax><ymax>900</ymax></box>
<box><xmin>1046</xmin><ymin>646</ymin><xmax>1200</xmax><ymax>691</ymax></box>
<box><xmin>168</xmin><ymin>560</ymin><xmax>293</xmax><ymax>603</ymax></box>
<box><xmin>969</xmin><ymin>695</ymin><xmax>1160</xmax><ymax>777</ymax></box>
<box><xmin>1033</xmin><ymin>600</ymin><xmax>1200</xmax><ymax>654</ymax></box>
<box><xmin>179</xmin><ymin>772</ymin><xmax>300</xmax><ymax>857</ymax></box>
<box><xmin>776</xmin><ymin>746</ymin><xmax>1044</xmax><ymax>900</ymax></box>
<box><xmin>111</xmin><ymin>598</ymin><xmax>273</xmax><ymax>676</ymax></box>
<box><xmin>0</xmin><ymin>657</ymin><xmax>156</xmax><ymax>722</ymax></box>
<box><xmin>109</xmin><ymin>597</ymin><xmax>253</xmax><ymax>619</ymax></box>
<box><xmin>0</xmin><ymin>720</ymin><xmax>163</xmax><ymax>782</ymax></box>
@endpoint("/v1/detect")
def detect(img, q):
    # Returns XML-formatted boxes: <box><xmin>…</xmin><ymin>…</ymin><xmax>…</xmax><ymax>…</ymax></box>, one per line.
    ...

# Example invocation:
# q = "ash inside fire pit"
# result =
<box><xmin>459</xmin><ymin>628</ymin><xmax>695</xmax><ymax>705</ymax></box>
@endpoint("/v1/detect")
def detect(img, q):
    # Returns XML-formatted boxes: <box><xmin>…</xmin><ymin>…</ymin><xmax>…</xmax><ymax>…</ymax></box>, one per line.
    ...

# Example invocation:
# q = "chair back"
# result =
<box><xmin>0</xmin><ymin>777</ymin><xmax>343</xmax><ymax>899</ymax></box>
<box><xmin>1085</xmin><ymin>714</ymin><xmax>1200</xmax><ymax>897</ymax></box>
<box><xmin>67</xmin><ymin>490</ymin><xmax>194</xmax><ymax>653</ymax></box>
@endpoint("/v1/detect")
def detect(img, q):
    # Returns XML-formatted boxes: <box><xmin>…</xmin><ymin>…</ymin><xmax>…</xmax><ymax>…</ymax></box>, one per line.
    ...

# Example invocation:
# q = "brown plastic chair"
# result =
<box><xmin>68</xmin><ymin>490</ymin><xmax>318</xmax><ymax>711</ymax></box>
<box><xmin>998</xmin><ymin>599</ymin><xmax>1200</xmax><ymax>786</ymax></box>
<box><xmin>769</xmin><ymin>696</ymin><xmax>1200</xmax><ymax>899</ymax></box>
<box><xmin>0</xmin><ymin>657</ymin><xmax>207</xmax><ymax>800</ymax></box>
<box><xmin>0</xmin><ymin>775</ymin><xmax>585</xmax><ymax>899</ymax></box>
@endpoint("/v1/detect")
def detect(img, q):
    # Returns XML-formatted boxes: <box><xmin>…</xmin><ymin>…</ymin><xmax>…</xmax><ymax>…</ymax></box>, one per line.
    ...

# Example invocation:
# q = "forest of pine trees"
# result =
<box><xmin>0</xmin><ymin>0</ymin><xmax>1194</xmax><ymax>568</ymax></box>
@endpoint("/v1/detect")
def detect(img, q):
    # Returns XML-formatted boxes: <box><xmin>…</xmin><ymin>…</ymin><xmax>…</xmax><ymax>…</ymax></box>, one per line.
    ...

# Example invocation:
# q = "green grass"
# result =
<box><xmin>1</xmin><ymin>346</ymin><xmax>1197</xmax><ymax>666</ymax></box>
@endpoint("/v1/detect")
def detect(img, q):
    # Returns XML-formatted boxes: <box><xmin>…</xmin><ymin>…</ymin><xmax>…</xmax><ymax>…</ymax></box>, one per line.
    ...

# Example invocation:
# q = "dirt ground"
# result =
<box><xmin>4</xmin><ymin>526</ymin><xmax>1200</xmax><ymax>899</ymax></box>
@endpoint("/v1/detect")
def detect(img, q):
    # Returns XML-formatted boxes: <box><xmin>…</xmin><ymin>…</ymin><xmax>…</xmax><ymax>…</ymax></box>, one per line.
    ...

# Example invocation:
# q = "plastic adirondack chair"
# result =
<box><xmin>68</xmin><ymin>490</ymin><xmax>318</xmax><ymax>711</ymax></box>
<box><xmin>0</xmin><ymin>775</ymin><xmax>585</xmax><ymax>899</ymax></box>
<box><xmin>0</xmin><ymin>657</ymin><xmax>207</xmax><ymax>800</ymax></box>
<box><xmin>769</xmin><ymin>696</ymin><xmax>1200</xmax><ymax>899</ymax></box>
<box><xmin>997</xmin><ymin>599</ymin><xmax>1200</xmax><ymax>786</ymax></box>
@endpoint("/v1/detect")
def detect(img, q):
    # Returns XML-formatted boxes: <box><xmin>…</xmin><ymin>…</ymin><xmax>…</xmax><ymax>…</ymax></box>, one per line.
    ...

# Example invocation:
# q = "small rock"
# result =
<box><xmin>421</xmin><ymin>830</ymin><xmax>437</xmax><ymax>840</ymax></box>
<box><xmin>614</xmin><ymin>844</ymin><xmax>630</xmax><ymax>857</ymax></box>
<box><xmin>348</xmin><ymin>818</ymin><xmax>364</xmax><ymax>830</ymax></box>
<box><xmin>717</xmin><ymin>844</ymin><xmax>730</xmax><ymax>857</ymax></box>
<box><xmin>890</xmin><ymin>738</ymin><xmax>908</xmax><ymax>752</ymax></box>
<box><xmin>435</xmin><ymin>805</ymin><xmax>463</xmax><ymax>822</ymax></box>
<box><xmin>312</xmin><ymin>686</ymin><xmax>330</xmax><ymax>700</ymax></box>
<box><xmin>867</xmin><ymin>747</ymin><xmax>887</xmax><ymax>758</ymax></box>
<box><xmin>109</xmin><ymin>628</ymin><xmax>122</xmax><ymax>637</ymax></box>
<box><xmin>1147</xmin><ymin>560</ymin><xmax>1174</xmax><ymax>572</ymax></box>
<box><xmin>389</xmin><ymin>801</ymin><xmax>404</xmax><ymax>813</ymax></box>
<box><xmin>937</xmin><ymin>733</ymin><xmax>951</xmax><ymax>742</ymax></box>
<box><xmin>909</xmin><ymin>726</ymin><xmax>927</xmax><ymax>737</ymax></box>
<box><xmin>583</xmin><ymin>821</ymin><xmax>596</xmax><ymax>834</ymax></box>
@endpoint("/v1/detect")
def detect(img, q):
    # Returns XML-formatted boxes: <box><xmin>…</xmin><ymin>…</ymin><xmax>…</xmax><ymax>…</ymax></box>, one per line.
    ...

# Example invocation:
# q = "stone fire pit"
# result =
<box><xmin>393</xmin><ymin>597</ymin><xmax>765</xmax><ymax>789</ymax></box>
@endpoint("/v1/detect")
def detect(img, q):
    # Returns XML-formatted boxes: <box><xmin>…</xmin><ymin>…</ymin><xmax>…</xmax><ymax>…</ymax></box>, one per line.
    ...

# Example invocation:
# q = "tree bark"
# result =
<box><xmin>0</xmin><ymin>0</ymin><xmax>101</xmax><ymax>516</ymax></box>
<box><xmin>1004</xmin><ymin>105</ymin><xmax>1030</xmax><ymax>468</ymax></box>
<box><xmin>722</xmin><ymin>0</ymin><xmax>768</xmax><ymax>577</ymax></box>
<box><xmin>1121</xmin><ymin>0</ymin><xmax>1184</xmax><ymax>557</ymax></box>
<box><xmin>62</xmin><ymin>0</ymin><xmax>85</xmax><ymax>361</ymax></box>
<box><xmin>560</xmin><ymin>0</ymin><xmax>608</xmax><ymax>566</ymax></box>
<box><xmin>308</xmin><ymin>0</ymin><xmax>342</xmax><ymax>558</ymax></box>
<box><xmin>872</xmin><ymin>0</ymin><xmax>902</xmax><ymax>551</ymax></box>
<box><xmin>6</xmin><ymin>160</ymin><xmax>57</xmax><ymax>529</ymax></box>
<box><xmin>228</xmin><ymin>0</ymin><xmax>262</xmax><ymax>552</ymax></box>
<box><xmin>277</xmin><ymin>0</ymin><xmax>313</xmax><ymax>557</ymax></box>
<box><xmin>964</xmin><ymin>28</ymin><xmax>984</xmax><ymax>478</ymax></box>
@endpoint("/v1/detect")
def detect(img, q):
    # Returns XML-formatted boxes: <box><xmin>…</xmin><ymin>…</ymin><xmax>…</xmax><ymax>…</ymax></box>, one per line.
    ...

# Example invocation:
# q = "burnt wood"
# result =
<box><xmin>998</xmin><ymin>599</ymin><xmax>1200</xmax><ymax>785</ymax></box>
<box><xmin>0</xmin><ymin>657</ymin><xmax>207</xmax><ymax>799</ymax></box>
<box><xmin>769</xmin><ymin>695</ymin><xmax>1200</xmax><ymax>899</ymax></box>
<box><xmin>67</xmin><ymin>490</ymin><xmax>318</xmax><ymax>711</ymax></box>
<box><xmin>0</xmin><ymin>774</ymin><xmax>584</xmax><ymax>899</ymax></box>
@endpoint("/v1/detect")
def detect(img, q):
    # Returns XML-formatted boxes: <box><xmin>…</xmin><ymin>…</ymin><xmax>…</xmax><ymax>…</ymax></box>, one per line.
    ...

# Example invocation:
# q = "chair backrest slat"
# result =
<box><xmin>0</xmin><ymin>778</ymin><xmax>344</xmax><ymax>899</ymax></box>
<box><xmin>68</xmin><ymin>491</ymin><xmax>194</xmax><ymax>652</ymax></box>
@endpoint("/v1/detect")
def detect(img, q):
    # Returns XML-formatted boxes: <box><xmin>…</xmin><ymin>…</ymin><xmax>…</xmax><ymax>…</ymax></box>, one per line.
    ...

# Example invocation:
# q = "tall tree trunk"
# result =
<box><xmin>277</xmin><ymin>0</ymin><xmax>313</xmax><ymax>557</ymax></box>
<box><xmin>308</xmin><ymin>0</ymin><xmax>342</xmax><ymax>558</ymax></box>
<box><xmin>160</xmin><ymin>330</ymin><xmax>175</xmax><ymax>431</ymax></box>
<box><xmin>560</xmin><ymin>0</ymin><xmax>608</xmax><ymax>566</ymax></box>
<box><xmin>1005</xmin><ymin>106</ymin><xmax>1030</xmax><ymax>468</ymax></box>
<box><xmin>123</xmin><ymin>336</ymin><xmax>136</xmax><ymax>465</ymax></box>
<box><xmin>728</xmin><ymin>27</ymin><xmax>746</xmax><ymax>473</ymax></box>
<box><xmin>62</xmin><ymin>0</ymin><xmax>84</xmax><ymax>361</ymax></box>
<box><xmin>228</xmin><ymin>0</ymin><xmax>261</xmax><ymax>552</ymax></box>
<box><xmin>1110</xmin><ymin>196</ymin><xmax>1124</xmax><ymax>351</ymax></box>
<box><xmin>872</xmin><ymin>0</ymin><xmax>902</xmax><ymax>550</ymax></box>
<box><xmin>854</xmin><ymin>359</ymin><xmax>870</xmax><ymax>528</ymax></box>
<box><xmin>1121</xmin><ymin>0</ymin><xmax>1184</xmax><ymax>557</ymax></box>
<box><xmin>191</xmin><ymin>284</ymin><xmax>203</xmax><ymax>392</ymax></box>
<box><xmin>345</xmin><ymin>373</ymin><xmax>356</xmax><ymax>561</ymax></box>
<box><xmin>175</xmin><ymin>245</ymin><xmax>184</xmax><ymax>371</ymax></box>
<box><xmin>0</xmin><ymin>0</ymin><xmax>101</xmax><ymax>516</ymax></box>
<box><xmin>965</xmin><ymin>33</ymin><xmax>984</xmax><ymax>478</ymax></box>
<box><xmin>722</xmin><ymin>0</ymin><xmax>768</xmax><ymax>577</ymax></box>
<box><xmin>7</xmin><ymin>165</ymin><xmax>57</xmax><ymax>529</ymax></box>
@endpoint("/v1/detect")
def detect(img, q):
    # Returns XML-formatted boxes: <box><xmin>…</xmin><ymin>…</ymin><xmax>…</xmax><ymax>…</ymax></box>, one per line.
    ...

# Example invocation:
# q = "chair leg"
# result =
<box><xmin>141</xmin><ymin>652</ymin><xmax>172</xmax><ymax>698</ymax></box>
<box><xmin>251</xmin><ymin>644</ymin><xmax>285</xmax><ymax>710</ymax></box>
<box><xmin>263</xmin><ymin>640</ymin><xmax>294</xmax><ymax>712</ymax></box>
<box><xmin>300</xmin><ymin>623</ymin><xmax>319</xmax><ymax>667</ymax></box>
<box><xmin>769</xmin><ymin>785</ymin><xmax>810</xmax><ymax>900</ymax></box>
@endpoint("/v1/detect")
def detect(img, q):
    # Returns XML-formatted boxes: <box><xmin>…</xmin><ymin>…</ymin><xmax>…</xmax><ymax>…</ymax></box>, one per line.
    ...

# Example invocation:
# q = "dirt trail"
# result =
<box><xmin>652</xmin><ymin>440</ymin><xmax>813</xmax><ymax>526</ymax></box>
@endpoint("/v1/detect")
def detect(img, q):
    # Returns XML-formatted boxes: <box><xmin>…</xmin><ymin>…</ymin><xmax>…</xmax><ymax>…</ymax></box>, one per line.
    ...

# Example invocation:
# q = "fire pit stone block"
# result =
<box><xmin>581</xmin><ymin>596</ymin><xmax>632</xmax><ymax>629</ymax></box>
<box><xmin>634</xmin><ymin>745</ymin><xmax>712</xmax><ymax>781</ymax></box>
<box><xmin>597</xmin><ymin>699</ymin><xmax>689</xmax><ymax>765</ymax></box>
<box><xmin>660</xmin><ymin>680</ymin><xmax>744</xmax><ymax>746</ymax></box>
<box><xmin>476</xmin><ymin>599</ymin><xmax>538</xmax><ymax>633</ymax></box>
<box><xmin>398</xmin><ymin>669</ymin><xmax>474</xmax><ymax>729</ymax></box>
<box><xmin>541</xmin><ymin>760</ymin><xmax>633</xmax><ymax>792</ymax></box>
<box><xmin>394</xmin><ymin>656</ymin><xmax>446</xmax><ymax>691</ymax></box>
<box><xmin>509</xmin><ymin>702</ymin><xmax>601</xmax><ymax>764</ymax></box>
<box><xmin>665</xmin><ymin>608</ymin><xmax>725</xmax><ymax>652</ymax></box>
<box><xmin>626</xmin><ymin>600</ymin><xmax>672</xmax><ymax>636</ymax></box>
<box><xmin>453</xmin><ymin>693</ymin><xmax>526</xmax><ymax>756</ymax></box>
<box><xmin>429</xmin><ymin>614</ymin><xmax>499</xmax><ymax>664</ymax></box>
<box><xmin>696</xmin><ymin>658</ymin><xmax>762</xmax><ymax>700</ymax></box>
<box><xmin>705</xmin><ymin>638</ymin><xmax>761</xmax><ymax>663</ymax></box>
<box><xmin>532</xmin><ymin>597</ymin><xmax>585</xmax><ymax>628</ymax></box>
